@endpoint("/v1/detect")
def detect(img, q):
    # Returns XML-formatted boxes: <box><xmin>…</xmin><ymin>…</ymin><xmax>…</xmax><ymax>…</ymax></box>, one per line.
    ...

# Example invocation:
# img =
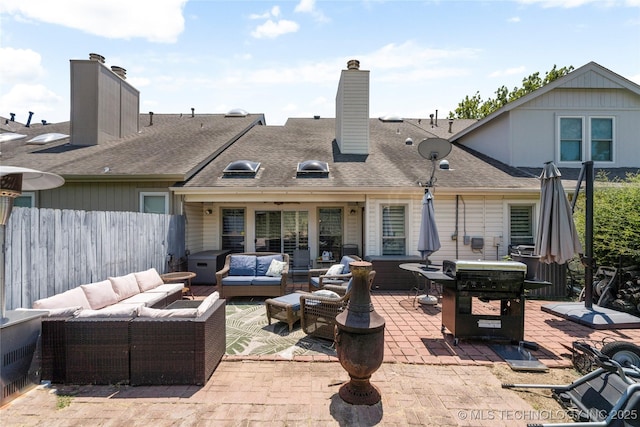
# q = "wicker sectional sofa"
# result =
<box><xmin>216</xmin><ymin>252</ymin><xmax>289</xmax><ymax>299</ymax></box>
<box><xmin>33</xmin><ymin>268</ymin><xmax>226</xmax><ymax>385</ymax></box>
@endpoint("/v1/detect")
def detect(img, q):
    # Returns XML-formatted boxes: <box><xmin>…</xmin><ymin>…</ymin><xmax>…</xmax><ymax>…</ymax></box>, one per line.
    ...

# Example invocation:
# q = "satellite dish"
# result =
<box><xmin>417</xmin><ymin>138</ymin><xmax>452</xmax><ymax>161</ymax></box>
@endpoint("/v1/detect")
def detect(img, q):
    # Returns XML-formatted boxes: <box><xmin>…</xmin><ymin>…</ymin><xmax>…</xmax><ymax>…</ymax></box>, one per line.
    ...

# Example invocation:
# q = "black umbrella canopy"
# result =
<box><xmin>535</xmin><ymin>162</ymin><xmax>582</xmax><ymax>265</ymax></box>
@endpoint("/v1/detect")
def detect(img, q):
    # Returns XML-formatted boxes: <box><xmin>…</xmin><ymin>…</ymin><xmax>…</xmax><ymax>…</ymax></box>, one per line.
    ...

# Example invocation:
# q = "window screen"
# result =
<box><xmin>509</xmin><ymin>205</ymin><xmax>534</xmax><ymax>247</ymax></box>
<box><xmin>382</xmin><ymin>205</ymin><xmax>405</xmax><ymax>255</ymax></box>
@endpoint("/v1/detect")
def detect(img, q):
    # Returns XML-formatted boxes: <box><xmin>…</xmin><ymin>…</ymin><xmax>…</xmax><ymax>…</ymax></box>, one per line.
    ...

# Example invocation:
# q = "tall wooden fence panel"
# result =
<box><xmin>4</xmin><ymin>207</ymin><xmax>185</xmax><ymax>310</ymax></box>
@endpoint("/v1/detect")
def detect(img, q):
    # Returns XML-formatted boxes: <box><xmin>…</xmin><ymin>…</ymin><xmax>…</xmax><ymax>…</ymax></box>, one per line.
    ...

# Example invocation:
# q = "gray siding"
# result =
<box><xmin>36</xmin><ymin>181</ymin><xmax>177</xmax><ymax>213</ymax></box>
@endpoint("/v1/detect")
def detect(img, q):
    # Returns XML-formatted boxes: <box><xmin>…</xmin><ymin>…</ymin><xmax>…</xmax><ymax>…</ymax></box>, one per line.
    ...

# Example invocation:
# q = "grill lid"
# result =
<box><xmin>443</xmin><ymin>260</ymin><xmax>527</xmax><ymax>276</ymax></box>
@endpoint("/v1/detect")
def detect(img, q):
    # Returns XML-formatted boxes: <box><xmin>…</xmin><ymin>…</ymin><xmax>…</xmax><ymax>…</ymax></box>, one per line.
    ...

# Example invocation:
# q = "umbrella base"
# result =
<box><xmin>541</xmin><ymin>302</ymin><xmax>640</xmax><ymax>330</ymax></box>
<box><xmin>417</xmin><ymin>294</ymin><xmax>438</xmax><ymax>305</ymax></box>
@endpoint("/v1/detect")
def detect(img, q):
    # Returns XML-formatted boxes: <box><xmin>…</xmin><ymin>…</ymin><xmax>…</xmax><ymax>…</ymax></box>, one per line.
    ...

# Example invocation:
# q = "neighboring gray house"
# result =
<box><xmin>2</xmin><ymin>57</ymin><xmax>638</xmax><ymax>282</ymax></box>
<box><xmin>1</xmin><ymin>54</ymin><xmax>265</xmax><ymax>215</ymax></box>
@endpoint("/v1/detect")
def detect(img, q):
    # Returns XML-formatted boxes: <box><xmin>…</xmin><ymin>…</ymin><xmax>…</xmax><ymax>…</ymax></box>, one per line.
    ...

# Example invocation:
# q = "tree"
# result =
<box><xmin>452</xmin><ymin>65</ymin><xmax>575</xmax><ymax>119</ymax></box>
<box><xmin>573</xmin><ymin>172</ymin><xmax>640</xmax><ymax>268</ymax></box>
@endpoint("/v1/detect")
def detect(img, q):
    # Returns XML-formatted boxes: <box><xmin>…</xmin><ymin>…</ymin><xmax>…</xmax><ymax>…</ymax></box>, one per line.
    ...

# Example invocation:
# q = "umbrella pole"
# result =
<box><xmin>584</xmin><ymin>161</ymin><xmax>594</xmax><ymax>309</ymax></box>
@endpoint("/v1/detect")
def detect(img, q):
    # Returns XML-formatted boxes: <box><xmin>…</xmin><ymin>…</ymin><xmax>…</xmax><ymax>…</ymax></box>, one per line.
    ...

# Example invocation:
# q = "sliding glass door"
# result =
<box><xmin>255</xmin><ymin>210</ymin><xmax>308</xmax><ymax>256</ymax></box>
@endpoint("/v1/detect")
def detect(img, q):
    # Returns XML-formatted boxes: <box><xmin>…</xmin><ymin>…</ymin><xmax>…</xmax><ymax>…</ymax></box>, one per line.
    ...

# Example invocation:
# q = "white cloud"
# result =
<box><xmin>251</xmin><ymin>19</ymin><xmax>300</xmax><ymax>39</ymax></box>
<box><xmin>489</xmin><ymin>66</ymin><xmax>527</xmax><ymax>78</ymax></box>
<box><xmin>508</xmin><ymin>16</ymin><xmax>521</xmax><ymax>22</ymax></box>
<box><xmin>0</xmin><ymin>0</ymin><xmax>187</xmax><ymax>43</ymax></box>
<box><xmin>0</xmin><ymin>83</ymin><xmax>65</xmax><ymax>123</ymax></box>
<box><xmin>294</xmin><ymin>0</ymin><xmax>329</xmax><ymax>23</ymax></box>
<box><xmin>249</xmin><ymin>6</ymin><xmax>281</xmax><ymax>20</ymax></box>
<box><xmin>0</xmin><ymin>47</ymin><xmax>45</xmax><ymax>84</ymax></box>
<box><xmin>629</xmin><ymin>73</ymin><xmax>640</xmax><ymax>84</ymax></box>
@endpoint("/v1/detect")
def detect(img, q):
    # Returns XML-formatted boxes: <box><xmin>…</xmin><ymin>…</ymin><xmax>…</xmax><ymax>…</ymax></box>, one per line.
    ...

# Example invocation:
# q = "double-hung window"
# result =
<box><xmin>559</xmin><ymin>116</ymin><xmax>614</xmax><ymax>163</ymax></box>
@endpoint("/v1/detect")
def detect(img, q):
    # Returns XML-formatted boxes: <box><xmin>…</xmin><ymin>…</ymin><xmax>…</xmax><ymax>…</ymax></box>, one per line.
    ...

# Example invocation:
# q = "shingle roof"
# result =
<box><xmin>1</xmin><ymin>114</ymin><xmax>264</xmax><ymax>180</ymax></box>
<box><xmin>181</xmin><ymin>117</ymin><xmax>541</xmax><ymax>192</ymax></box>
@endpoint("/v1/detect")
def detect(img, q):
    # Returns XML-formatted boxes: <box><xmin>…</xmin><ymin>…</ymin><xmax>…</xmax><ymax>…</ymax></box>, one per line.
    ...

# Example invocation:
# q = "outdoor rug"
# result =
<box><xmin>225</xmin><ymin>297</ymin><xmax>337</xmax><ymax>359</ymax></box>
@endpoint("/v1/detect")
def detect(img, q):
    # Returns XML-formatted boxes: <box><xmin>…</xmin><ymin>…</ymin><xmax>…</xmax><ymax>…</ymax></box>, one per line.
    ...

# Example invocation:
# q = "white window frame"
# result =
<box><xmin>589</xmin><ymin>116</ymin><xmax>615</xmax><ymax>164</ymax></box>
<box><xmin>505</xmin><ymin>202</ymin><xmax>537</xmax><ymax>252</ymax></box>
<box><xmin>139</xmin><ymin>192</ymin><xmax>169</xmax><ymax>214</ymax></box>
<box><xmin>13</xmin><ymin>192</ymin><xmax>35</xmax><ymax>208</ymax></box>
<box><xmin>557</xmin><ymin>115</ymin><xmax>615</xmax><ymax>166</ymax></box>
<box><xmin>557</xmin><ymin>116</ymin><xmax>584</xmax><ymax>165</ymax></box>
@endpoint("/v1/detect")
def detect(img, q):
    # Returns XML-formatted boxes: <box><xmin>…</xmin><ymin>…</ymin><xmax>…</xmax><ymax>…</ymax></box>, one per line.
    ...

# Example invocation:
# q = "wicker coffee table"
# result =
<box><xmin>265</xmin><ymin>293</ymin><xmax>302</xmax><ymax>332</ymax></box>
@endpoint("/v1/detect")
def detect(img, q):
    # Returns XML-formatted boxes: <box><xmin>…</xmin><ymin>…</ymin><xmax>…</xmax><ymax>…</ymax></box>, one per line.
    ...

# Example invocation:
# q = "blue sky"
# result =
<box><xmin>1</xmin><ymin>0</ymin><xmax>639</xmax><ymax>126</ymax></box>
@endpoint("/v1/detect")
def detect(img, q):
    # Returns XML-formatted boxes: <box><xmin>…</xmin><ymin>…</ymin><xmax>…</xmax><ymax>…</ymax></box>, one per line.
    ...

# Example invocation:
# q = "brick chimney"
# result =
<box><xmin>335</xmin><ymin>59</ymin><xmax>369</xmax><ymax>155</ymax></box>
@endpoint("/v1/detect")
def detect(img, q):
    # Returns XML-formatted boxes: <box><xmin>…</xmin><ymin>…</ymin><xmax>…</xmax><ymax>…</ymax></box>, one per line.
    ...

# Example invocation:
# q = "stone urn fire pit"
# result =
<box><xmin>334</xmin><ymin>261</ymin><xmax>385</xmax><ymax>405</ymax></box>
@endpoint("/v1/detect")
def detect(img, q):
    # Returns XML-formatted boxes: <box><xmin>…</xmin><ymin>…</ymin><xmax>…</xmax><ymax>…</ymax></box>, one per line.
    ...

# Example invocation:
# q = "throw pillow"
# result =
<box><xmin>256</xmin><ymin>254</ymin><xmax>284</xmax><ymax>276</ymax></box>
<box><xmin>109</xmin><ymin>273</ymin><xmax>140</xmax><ymax>300</ymax></box>
<box><xmin>80</xmin><ymin>280</ymin><xmax>119</xmax><ymax>310</ymax></box>
<box><xmin>229</xmin><ymin>255</ymin><xmax>257</xmax><ymax>276</ymax></box>
<box><xmin>325</xmin><ymin>264</ymin><xmax>344</xmax><ymax>276</ymax></box>
<box><xmin>312</xmin><ymin>289</ymin><xmax>341</xmax><ymax>299</ymax></box>
<box><xmin>138</xmin><ymin>306</ymin><xmax>198</xmax><ymax>318</ymax></box>
<box><xmin>33</xmin><ymin>287</ymin><xmax>91</xmax><ymax>310</ymax></box>
<box><xmin>134</xmin><ymin>268</ymin><xmax>164</xmax><ymax>291</ymax></box>
<box><xmin>196</xmin><ymin>291</ymin><xmax>220</xmax><ymax>316</ymax></box>
<box><xmin>339</xmin><ymin>256</ymin><xmax>356</xmax><ymax>274</ymax></box>
<box><xmin>266</xmin><ymin>259</ymin><xmax>287</xmax><ymax>277</ymax></box>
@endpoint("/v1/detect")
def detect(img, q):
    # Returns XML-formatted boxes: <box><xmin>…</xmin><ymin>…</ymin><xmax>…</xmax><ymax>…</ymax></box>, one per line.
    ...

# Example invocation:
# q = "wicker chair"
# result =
<box><xmin>299</xmin><ymin>270</ymin><xmax>375</xmax><ymax>340</ymax></box>
<box><xmin>307</xmin><ymin>255</ymin><xmax>362</xmax><ymax>292</ymax></box>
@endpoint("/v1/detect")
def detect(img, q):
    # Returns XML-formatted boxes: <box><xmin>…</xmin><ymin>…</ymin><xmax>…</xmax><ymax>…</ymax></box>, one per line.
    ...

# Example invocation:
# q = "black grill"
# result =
<box><xmin>429</xmin><ymin>260</ymin><xmax>529</xmax><ymax>344</ymax></box>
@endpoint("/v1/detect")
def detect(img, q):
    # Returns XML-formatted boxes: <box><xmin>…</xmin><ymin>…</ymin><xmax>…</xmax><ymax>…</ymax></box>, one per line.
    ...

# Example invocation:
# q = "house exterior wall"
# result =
<box><xmin>457</xmin><ymin>114</ymin><xmax>511</xmax><ymax>164</ymax></box>
<box><xmin>183</xmin><ymin>201</ymin><xmax>363</xmax><ymax>261</ymax></box>
<box><xmin>36</xmin><ymin>181</ymin><xmax>177</xmax><ymax>213</ymax></box>
<box><xmin>510</xmin><ymin>88</ymin><xmax>640</xmax><ymax>168</ymax></box>
<box><xmin>461</xmin><ymin>88</ymin><xmax>640</xmax><ymax>169</ymax></box>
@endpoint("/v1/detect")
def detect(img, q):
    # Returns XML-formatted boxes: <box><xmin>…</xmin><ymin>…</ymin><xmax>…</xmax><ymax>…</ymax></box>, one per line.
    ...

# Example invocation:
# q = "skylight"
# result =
<box><xmin>225</xmin><ymin>108</ymin><xmax>248</xmax><ymax>117</ymax></box>
<box><xmin>0</xmin><ymin>133</ymin><xmax>27</xmax><ymax>143</ymax></box>
<box><xmin>297</xmin><ymin>160</ymin><xmax>329</xmax><ymax>177</ymax></box>
<box><xmin>378</xmin><ymin>115</ymin><xmax>403</xmax><ymax>123</ymax></box>
<box><xmin>223</xmin><ymin>160</ymin><xmax>260</xmax><ymax>177</ymax></box>
<box><xmin>27</xmin><ymin>133</ymin><xmax>70</xmax><ymax>145</ymax></box>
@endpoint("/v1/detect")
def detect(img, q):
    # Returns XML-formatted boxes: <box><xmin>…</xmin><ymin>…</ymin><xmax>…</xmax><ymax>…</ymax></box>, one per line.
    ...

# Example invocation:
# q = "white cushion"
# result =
<box><xmin>196</xmin><ymin>291</ymin><xmax>220</xmax><ymax>316</ymax></box>
<box><xmin>109</xmin><ymin>273</ymin><xmax>140</xmax><ymax>300</ymax></box>
<box><xmin>75</xmin><ymin>304</ymin><xmax>141</xmax><ymax>318</ymax></box>
<box><xmin>325</xmin><ymin>264</ymin><xmax>344</xmax><ymax>276</ymax></box>
<box><xmin>134</xmin><ymin>268</ymin><xmax>164</xmax><ymax>292</ymax></box>
<box><xmin>81</xmin><ymin>280</ymin><xmax>119</xmax><ymax>310</ymax></box>
<box><xmin>145</xmin><ymin>283</ymin><xmax>183</xmax><ymax>294</ymax></box>
<box><xmin>48</xmin><ymin>306</ymin><xmax>83</xmax><ymax>318</ymax></box>
<box><xmin>119</xmin><ymin>292</ymin><xmax>167</xmax><ymax>307</ymax></box>
<box><xmin>312</xmin><ymin>289</ymin><xmax>341</xmax><ymax>299</ymax></box>
<box><xmin>138</xmin><ymin>306</ymin><xmax>198</xmax><ymax>318</ymax></box>
<box><xmin>266</xmin><ymin>260</ymin><xmax>287</xmax><ymax>277</ymax></box>
<box><xmin>33</xmin><ymin>287</ymin><xmax>91</xmax><ymax>310</ymax></box>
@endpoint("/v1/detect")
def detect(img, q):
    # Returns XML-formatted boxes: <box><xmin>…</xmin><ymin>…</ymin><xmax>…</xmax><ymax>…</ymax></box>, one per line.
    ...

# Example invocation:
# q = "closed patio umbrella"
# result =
<box><xmin>416</xmin><ymin>188</ymin><xmax>440</xmax><ymax>305</ymax></box>
<box><xmin>535</xmin><ymin>162</ymin><xmax>582</xmax><ymax>265</ymax></box>
<box><xmin>418</xmin><ymin>188</ymin><xmax>441</xmax><ymax>262</ymax></box>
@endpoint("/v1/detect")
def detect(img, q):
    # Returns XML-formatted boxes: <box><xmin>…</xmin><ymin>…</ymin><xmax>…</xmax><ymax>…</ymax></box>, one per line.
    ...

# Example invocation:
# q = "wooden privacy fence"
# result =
<box><xmin>4</xmin><ymin>207</ymin><xmax>185</xmax><ymax>310</ymax></box>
